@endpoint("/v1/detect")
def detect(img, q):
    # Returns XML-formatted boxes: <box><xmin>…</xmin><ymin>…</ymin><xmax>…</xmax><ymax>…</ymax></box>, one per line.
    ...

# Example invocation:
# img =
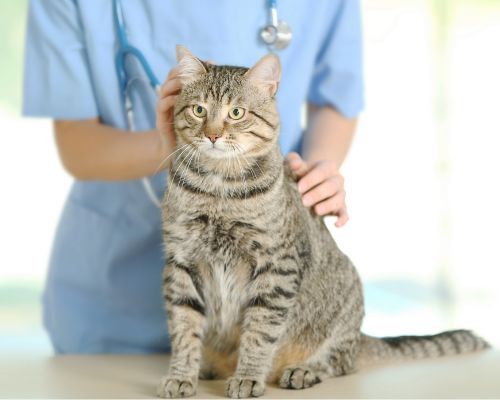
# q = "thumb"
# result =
<box><xmin>286</xmin><ymin>152</ymin><xmax>309</xmax><ymax>177</ymax></box>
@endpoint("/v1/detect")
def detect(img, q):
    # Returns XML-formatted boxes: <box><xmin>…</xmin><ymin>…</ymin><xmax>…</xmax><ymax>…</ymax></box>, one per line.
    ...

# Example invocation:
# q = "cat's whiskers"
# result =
<box><xmin>246</xmin><ymin>152</ymin><xmax>265</xmax><ymax>179</ymax></box>
<box><xmin>232</xmin><ymin>147</ymin><xmax>253</xmax><ymax>182</ymax></box>
<box><xmin>154</xmin><ymin>143</ymin><xmax>190</xmax><ymax>175</ymax></box>
<box><xmin>165</xmin><ymin>144</ymin><xmax>195</xmax><ymax>205</ymax></box>
<box><xmin>195</xmin><ymin>140</ymin><xmax>202</xmax><ymax>176</ymax></box>
<box><xmin>234</xmin><ymin>142</ymin><xmax>260</xmax><ymax>182</ymax></box>
<box><xmin>240</xmin><ymin>157</ymin><xmax>258</xmax><ymax>192</ymax></box>
<box><xmin>222</xmin><ymin>150</ymin><xmax>232</xmax><ymax>198</ymax></box>
<box><xmin>231</xmin><ymin>143</ymin><xmax>249</xmax><ymax>208</ymax></box>
<box><xmin>179</xmin><ymin>146</ymin><xmax>198</xmax><ymax>189</ymax></box>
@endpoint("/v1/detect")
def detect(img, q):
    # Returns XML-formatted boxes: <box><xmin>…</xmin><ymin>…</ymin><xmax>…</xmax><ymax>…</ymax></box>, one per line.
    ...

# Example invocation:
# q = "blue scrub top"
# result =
<box><xmin>23</xmin><ymin>0</ymin><xmax>364</xmax><ymax>353</ymax></box>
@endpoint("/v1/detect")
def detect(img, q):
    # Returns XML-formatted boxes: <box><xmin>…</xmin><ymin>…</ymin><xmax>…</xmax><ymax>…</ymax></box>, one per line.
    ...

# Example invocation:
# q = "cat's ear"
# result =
<box><xmin>245</xmin><ymin>54</ymin><xmax>281</xmax><ymax>96</ymax></box>
<box><xmin>175</xmin><ymin>45</ymin><xmax>207</xmax><ymax>84</ymax></box>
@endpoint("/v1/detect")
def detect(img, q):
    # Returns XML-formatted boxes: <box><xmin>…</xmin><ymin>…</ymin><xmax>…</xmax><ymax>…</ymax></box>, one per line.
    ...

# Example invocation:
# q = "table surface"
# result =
<box><xmin>2</xmin><ymin>351</ymin><xmax>500</xmax><ymax>399</ymax></box>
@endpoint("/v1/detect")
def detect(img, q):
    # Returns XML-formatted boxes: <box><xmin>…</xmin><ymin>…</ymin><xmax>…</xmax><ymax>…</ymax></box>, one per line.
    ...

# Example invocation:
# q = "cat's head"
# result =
<box><xmin>173</xmin><ymin>46</ymin><xmax>281</xmax><ymax>160</ymax></box>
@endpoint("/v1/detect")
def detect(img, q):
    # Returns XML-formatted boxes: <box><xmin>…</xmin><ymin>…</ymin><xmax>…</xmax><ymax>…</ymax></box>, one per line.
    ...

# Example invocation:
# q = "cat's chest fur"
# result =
<box><xmin>179</xmin><ymin>210</ymin><xmax>265</xmax><ymax>259</ymax></box>
<box><xmin>167</xmin><ymin>209</ymin><xmax>268</xmax><ymax>343</ymax></box>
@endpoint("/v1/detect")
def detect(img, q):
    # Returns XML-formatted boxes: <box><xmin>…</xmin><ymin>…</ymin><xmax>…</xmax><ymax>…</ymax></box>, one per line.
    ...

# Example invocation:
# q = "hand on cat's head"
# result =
<box><xmin>156</xmin><ymin>65</ymin><xmax>181</xmax><ymax>157</ymax></box>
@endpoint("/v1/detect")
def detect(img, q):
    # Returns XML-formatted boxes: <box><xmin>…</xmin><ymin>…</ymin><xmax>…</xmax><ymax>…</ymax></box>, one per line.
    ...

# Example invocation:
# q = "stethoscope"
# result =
<box><xmin>259</xmin><ymin>0</ymin><xmax>293</xmax><ymax>51</ymax></box>
<box><xmin>113</xmin><ymin>0</ymin><xmax>292</xmax><ymax>207</ymax></box>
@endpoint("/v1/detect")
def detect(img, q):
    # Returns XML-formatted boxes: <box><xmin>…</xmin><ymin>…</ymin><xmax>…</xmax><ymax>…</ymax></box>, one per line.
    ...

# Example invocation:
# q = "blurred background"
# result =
<box><xmin>0</xmin><ymin>0</ymin><xmax>499</xmax><ymax>355</ymax></box>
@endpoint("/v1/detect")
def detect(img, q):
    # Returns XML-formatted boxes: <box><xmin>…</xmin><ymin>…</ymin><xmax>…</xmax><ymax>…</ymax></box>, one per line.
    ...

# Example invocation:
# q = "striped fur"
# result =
<box><xmin>156</xmin><ymin>49</ymin><xmax>490</xmax><ymax>399</ymax></box>
<box><xmin>357</xmin><ymin>330</ymin><xmax>490</xmax><ymax>368</ymax></box>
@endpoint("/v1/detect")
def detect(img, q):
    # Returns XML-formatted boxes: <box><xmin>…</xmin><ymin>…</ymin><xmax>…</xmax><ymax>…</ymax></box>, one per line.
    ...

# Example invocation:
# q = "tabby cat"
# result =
<box><xmin>157</xmin><ymin>46</ymin><xmax>489</xmax><ymax>399</ymax></box>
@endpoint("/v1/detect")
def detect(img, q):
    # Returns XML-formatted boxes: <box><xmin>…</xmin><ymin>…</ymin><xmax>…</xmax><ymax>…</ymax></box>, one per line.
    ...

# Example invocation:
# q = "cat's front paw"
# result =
<box><xmin>157</xmin><ymin>375</ymin><xmax>196</xmax><ymax>398</ymax></box>
<box><xmin>225</xmin><ymin>376</ymin><xmax>265</xmax><ymax>398</ymax></box>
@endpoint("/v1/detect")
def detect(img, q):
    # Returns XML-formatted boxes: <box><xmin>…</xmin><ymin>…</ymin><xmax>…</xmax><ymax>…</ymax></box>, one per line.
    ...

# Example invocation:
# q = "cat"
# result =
<box><xmin>157</xmin><ymin>46</ymin><xmax>490</xmax><ymax>399</ymax></box>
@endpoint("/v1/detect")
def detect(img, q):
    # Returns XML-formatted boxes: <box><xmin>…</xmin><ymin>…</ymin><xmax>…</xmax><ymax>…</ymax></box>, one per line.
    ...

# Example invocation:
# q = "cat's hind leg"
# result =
<box><xmin>278</xmin><ymin>335</ymin><xmax>360</xmax><ymax>390</ymax></box>
<box><xmin>279</xmin><ymin>365</ymin><xmax>322</xmax><ymax>389</ymax></box>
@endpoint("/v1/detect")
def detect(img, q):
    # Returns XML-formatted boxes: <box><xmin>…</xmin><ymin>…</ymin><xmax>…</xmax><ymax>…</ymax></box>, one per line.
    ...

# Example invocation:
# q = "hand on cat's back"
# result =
<box><xmin>286</xmin><ymin>152</ymin><xmax>348</xmax><ymax>227</ymax></box>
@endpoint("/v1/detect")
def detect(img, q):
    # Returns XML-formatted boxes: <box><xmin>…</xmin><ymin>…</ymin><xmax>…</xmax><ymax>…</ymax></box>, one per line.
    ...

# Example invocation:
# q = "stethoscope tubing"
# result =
<box><xmin>114</xmin><ymin>0</ymin><xmax>163</xmax><ymax>207</ymax></box>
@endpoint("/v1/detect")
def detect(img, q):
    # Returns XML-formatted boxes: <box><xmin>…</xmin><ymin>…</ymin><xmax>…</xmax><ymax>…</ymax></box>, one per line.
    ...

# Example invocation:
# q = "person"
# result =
<box><xmin>23</xmin><ymin>0</ymin><xmax>364</xmax><ymax>353</ymax></box>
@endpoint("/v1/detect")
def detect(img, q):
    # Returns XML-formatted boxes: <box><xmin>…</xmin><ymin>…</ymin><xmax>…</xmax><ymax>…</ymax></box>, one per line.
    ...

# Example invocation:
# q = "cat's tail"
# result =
<box><xmin>357</xmin><ymin>329</ymin><xmax>490</xmax><ymax>368</ymax></box>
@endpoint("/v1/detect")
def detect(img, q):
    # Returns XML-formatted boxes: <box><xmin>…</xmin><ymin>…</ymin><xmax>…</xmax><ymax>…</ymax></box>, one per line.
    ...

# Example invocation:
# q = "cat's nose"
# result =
<box><xmin>207</xmin><ymin>134</ymin><xmax>220</xmax><ymax>143</ymax></box>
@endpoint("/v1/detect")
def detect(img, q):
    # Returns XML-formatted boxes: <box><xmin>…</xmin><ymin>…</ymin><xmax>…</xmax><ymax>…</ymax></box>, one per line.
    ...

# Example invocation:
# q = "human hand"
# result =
<box><xmin>155</xmin><ymin>66</ymin><xmax>181</xmax><ymax>169</ymax></box>
<box><xmin>286</xmin><ymin>152</ymin><xmax>349</xmax><ymax>227</ymax></box>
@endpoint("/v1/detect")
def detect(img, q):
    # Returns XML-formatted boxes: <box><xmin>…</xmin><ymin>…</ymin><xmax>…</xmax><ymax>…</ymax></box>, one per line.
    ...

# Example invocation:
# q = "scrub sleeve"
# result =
<box><xmin>23</xmin><ymin>0</ymin><xmax>98</xmax><ymax>119</ymax></box>
<box><xmin>307</xmin><ymin>0</ymin><xmax>364</xmax><ymax>118</ymax></box>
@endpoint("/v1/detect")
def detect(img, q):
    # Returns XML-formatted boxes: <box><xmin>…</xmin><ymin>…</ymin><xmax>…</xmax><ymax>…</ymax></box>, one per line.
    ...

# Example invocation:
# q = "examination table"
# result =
<box><xmin>2</xmin><ymin>351</ymin><xmax>499</xmax><ymax>398</ymax></box>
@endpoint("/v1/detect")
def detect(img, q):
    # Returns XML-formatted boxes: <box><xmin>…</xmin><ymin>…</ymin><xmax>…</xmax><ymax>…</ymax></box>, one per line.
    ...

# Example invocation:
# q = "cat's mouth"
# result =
<box><xmin>197</xmin><ymin>137</ymin><xmax>246</xmax><ymax>159</ymax></box>
<box><xmin>197</xmin><ymin>138</ymin><xmax>230</xmax><ymax>158</ymax></box>
<box><xmin>208</xmin><ymin>145</ymin><xmax>225</xmax><ymax>153</ymax></box>
<box><xmin>205</xmin><ymin>138</ymin><xmax>225</xmax><ymax>150</ymax></box>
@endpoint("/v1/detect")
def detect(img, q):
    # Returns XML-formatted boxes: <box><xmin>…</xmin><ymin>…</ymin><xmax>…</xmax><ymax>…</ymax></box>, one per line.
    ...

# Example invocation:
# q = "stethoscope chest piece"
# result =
<box><xmin>260</xmin><ymin>20</ymin><xmax>292</xmax><ymax>51</ymax></box>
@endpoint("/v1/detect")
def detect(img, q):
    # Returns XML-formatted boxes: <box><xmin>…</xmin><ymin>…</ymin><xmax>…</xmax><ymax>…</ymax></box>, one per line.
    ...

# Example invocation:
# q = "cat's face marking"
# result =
<box><xmin>173</xmin><ymin>46</ymin><xmax>281</xmax><ymax>160</ymax></box>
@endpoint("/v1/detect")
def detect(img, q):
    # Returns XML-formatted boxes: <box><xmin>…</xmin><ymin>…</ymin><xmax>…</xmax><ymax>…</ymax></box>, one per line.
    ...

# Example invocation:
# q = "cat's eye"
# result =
<box><xmin>228</xmin><ymin>107</ymin><xmax>245</xmax><ymax>120</ymax></box>
<box><xmin>192</xmin><ymin>105</ymin><xmax>207</xmax><ymax>118</ymax></box>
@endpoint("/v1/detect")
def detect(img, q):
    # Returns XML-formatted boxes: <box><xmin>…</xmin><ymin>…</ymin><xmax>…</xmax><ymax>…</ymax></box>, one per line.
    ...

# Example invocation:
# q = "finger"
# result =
<box><xmin>312</xmin><ymin>191</ymin><xmax>347</xmax><ymax>217</ymax></box>
<box><xmin>160</xmin><ymin>77</ymin><xmax>182</xmax><ymax>97</ymax></box>
<box><xmin>297</xmin><ymin>163</ymin><xmax>334</xmax><ymax>194</ymax></box>
<box><xmin>286</xmin><ymin>152</ymin><xmax>309</xmax><ymax>177</ymax></box>
<box><xmin>156</xmin><ymin>109</ymin><xmax>171</xmax><ymax>131</ymax></box>
<box><xmin>335</xmin><ymin>209</ymin><xmax>349</xmax><ymax>227</ymax></box>
<box><xmin>166</xmin><ymin>65</ymin><xmax>180</xmax><ymax>81</ymax></box>
<box><xmin>302</xmin><ymin>178</ymin><xmax>343</xmax><ymax>207</ymax></box>
<box><xmin>286</xmin><ymin>152</ymin><xmax>301</xmax><ymax>165</ymax></box>
<box><xmin>156</xmin><ymin>95</ymin><xmax>178</xmax><ymax>114</ymax></box>
<box><xmin>156</xmin><ymin>95</ymin><xmax>178</xmax><ymax>129</ymax></box>
<box><xmin>156</xmin><ymin>111</ymin><xmax>172</xmax><ymax>133</ymax></box>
